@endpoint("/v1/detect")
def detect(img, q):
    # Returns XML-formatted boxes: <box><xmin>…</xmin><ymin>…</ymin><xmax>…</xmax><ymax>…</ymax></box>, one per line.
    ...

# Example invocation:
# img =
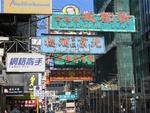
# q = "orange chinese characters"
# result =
<box><xmin>64</xmin><ymin>16</ymin><xmax>70</xmax><ymax>22</ymax></box>
<box><xmin>45</xmin><ymin>37</ymin><xmax>55</xmax><ymax>47</ymax></box>
<box><xmin>59</xmin><ymin>37</ymin><xmax>69</xmax><ymax>47</ymax></box>
<box><xmin>117</xmin><ymin>12</ymin><xmax>130</xmax><ymax>23</ymax></box>
<box><xmin>80</xmin><ymin>11</ymin><xmax>96</xmax><ymax>22</ymax></box>
<box><xmin>91</xmin><ymin>38</ymin><xmax>101</xmax><ymax>48</ymax></box>
<box><xmin>54</xmin><ymin>16</ymin><xmax>62</xmax><ymax>22</ymax></box>
<box><xmin>79</xmin><ymin>37</ymin><xmax>87</xmax><ymax>48</ymax></box>
<box><xmin>99</xmin><ymin>12</ymin><xmax>114</xmax><ymax>22</ymax></box>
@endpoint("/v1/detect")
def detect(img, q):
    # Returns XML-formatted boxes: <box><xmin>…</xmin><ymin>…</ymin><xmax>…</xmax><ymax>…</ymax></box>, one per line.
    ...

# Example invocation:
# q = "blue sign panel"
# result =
<box><xmin>36</xmin><ymin>15</ymin><xmax>49</xmax><ymax>36</ymax></box>
<box><xmin>52</xmin><ymin>0</ymin><xmax>94</xmax><ymax>13</ymax></box>
<box><xmin>58</xmin><ymin>94</ymin><xmax>77</xmax><ymax>100</ymax></box>
<box><xmin>40</xmin><ymin>35</ymin><xmax>106</xmax><ymax>54</ymax></box>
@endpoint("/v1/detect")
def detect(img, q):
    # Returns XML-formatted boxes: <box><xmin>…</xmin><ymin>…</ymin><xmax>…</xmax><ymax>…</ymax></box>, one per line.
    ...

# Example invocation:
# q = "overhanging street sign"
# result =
<box><xmin>50</xmin><ymin>12</ymin><xmax>136</xmax><ymax>32</ymax></box>
<box><xmin>41</xmin><ymin>35</ymin><xmax>106</xmax><ymax>54</ymax></box>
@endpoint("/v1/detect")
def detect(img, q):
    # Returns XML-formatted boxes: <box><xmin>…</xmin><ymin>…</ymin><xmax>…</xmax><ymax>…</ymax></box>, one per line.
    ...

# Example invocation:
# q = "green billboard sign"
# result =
<box><xmin>50</xmin><ymin>12</ymin><xmax>136</xmax><ymax>32</ymax></box>
<box><xmin>54</xmin><ymin>54</ymin><xmax>95</xmax><ymax>65</ymax></box>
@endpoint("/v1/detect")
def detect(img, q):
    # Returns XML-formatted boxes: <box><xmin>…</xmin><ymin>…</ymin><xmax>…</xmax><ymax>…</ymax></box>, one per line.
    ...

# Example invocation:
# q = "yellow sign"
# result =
<box><xmin>4</xmin><ymin>0</ymin><xmax>52</xmax><ymax>14</ymax></box>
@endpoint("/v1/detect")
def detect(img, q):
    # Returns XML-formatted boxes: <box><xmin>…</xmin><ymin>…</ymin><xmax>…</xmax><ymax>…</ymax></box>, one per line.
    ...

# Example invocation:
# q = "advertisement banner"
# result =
<box><xmin>41</xmin><ymin>35</ymin><xmax>105</xmax><ymax>54</ymax></box>
<box><xmin>3</xmin><ymin>0</ymin><xmax>52</xmax><ymax>14</ymax></box>
<box><xmin>52</xmin><ymin>0</ymin><xmax>94</xmax><ymax>13</ymax></box>
<box><xmin>6</xmin><ymin>53</ymin><xmax>45</xmax><ymax>72</ymax></box>
<box><xmin>50</xmin><ymin>12</ymin><xmax>136</xmax><ymax>32</ymax></box>
<box><xmin>54</xmin><ymin>54</ymin><xmax>95</xmax><ymax>65</ymax></box>
<box><xmin>49</xmin><ymin>69</ymin><xmax>93</xmax><ymax>81</ymax></box>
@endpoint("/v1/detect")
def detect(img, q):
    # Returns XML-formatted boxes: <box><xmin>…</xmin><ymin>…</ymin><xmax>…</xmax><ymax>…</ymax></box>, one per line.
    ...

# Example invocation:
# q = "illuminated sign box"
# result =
<box><xmin>41</xmin><ymin>35</ymin><xmax>106</xmax><ymax>54</ymax></box>
<box><xmin>3</xmin><ymin>86</ymin><xmax>24</xmax><ymax>95</ymax></box>
<box><xmin>6</xmin><ymin>53</ymin><xmax>45</xmax><ymax>72</ymax></box>
<box><xmin>2</xmin><ymin>0</ymin><xmax>52</xmax><ymax>14</ymax></box>
<box><xmin>50</xmin><ymin>12</ymin><xmax>136</xmax><ymax>32</ymax></box>
<box><xmin>49</xmin><ymin>69</ymin><xmax>93</xmax><ymax>81</ymax></box>
<box><xmin>54</xmin><ymin>54</ymin><xmax>95</xmax><ymax>65</ymax></box>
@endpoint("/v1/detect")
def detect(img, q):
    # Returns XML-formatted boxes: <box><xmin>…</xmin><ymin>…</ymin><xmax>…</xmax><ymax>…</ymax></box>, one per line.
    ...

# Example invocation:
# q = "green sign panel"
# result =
<box><xmin>50</xmin><ymin>12</ymin><xmax>136</xmax><ymax>32</ymax></box>
<box><xmin>54</xmin><ymin>54</ymin><xmax>95</xmax><ymax>65</ymax></box>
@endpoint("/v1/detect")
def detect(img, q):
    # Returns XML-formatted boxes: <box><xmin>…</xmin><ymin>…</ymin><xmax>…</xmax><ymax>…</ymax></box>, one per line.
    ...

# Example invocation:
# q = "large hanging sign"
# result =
<box><xmin>50</xmin><ymin>12</ymin><xmax>136</xmax><ymax>32</ymax></box>
<box><xmin>41</xmin><ymin>35</ymin><xmax>105</xmax><ymax>54</ymax></box>
<box><xmin>2</xmin><ymin>0</ymin><xmax>52</xmax><ymax>14</ymax></box>
<box><xmin>49</xmin><ymin>69</ymin><xmax>93</xmax><ymax>81</ymax></box>
<box><xmin>6</xmin><ymin>53</ymin><xmax>45</xmax><ymax>72</ymax></box>
<box><xmin>54</xmin><ymin>54</ymin><xmax>95</xmax><ymax>65</ymax></box>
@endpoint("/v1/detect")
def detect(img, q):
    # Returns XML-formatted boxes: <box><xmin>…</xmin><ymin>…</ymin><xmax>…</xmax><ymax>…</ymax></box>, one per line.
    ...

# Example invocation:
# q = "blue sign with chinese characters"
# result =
<box><xmin>6</xmin><ymin>53</ymin><xmax>45</xmax><ymax>72</ymax></box>
<box><xmin>40</xmin><ymin>35</ymin><xmax>106</xmax><ymax>54</ymax></box>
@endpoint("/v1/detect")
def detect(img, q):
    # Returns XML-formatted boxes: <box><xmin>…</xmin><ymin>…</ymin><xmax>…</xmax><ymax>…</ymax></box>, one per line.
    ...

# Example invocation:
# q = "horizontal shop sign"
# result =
<box><xmin>50</xmin><ymin>12</ymin><xmax>136</xmax><ymax>32</ymax></box>
<box><xmin>6</xmin><ymin>53</ymin><xmax>45</xmax><ymax>72</ymax></box>
<box><xmin>54</xmin><ymin>54</ymin><xmax>95</xmax><ymax>65</ymax></box>
<box><xmin>58</xmin><ymin>94</ymin><xmax>77</xmax><ymax>100</ymax></box>
<box><xmin>1</xmin><ymin>0</ymin><xmax>52</xmax><ymax>14</ymax></box>
<box><xmin>41</xmin><ymin>35</ymin><xmax>106</xmax><ymax>54</ymax></box>
<box><xmin>49</xmin><ymin>69</ymin><xmax>93</xmax><ymax>81</ymax></box>
<box><xmin>3</xmin><ymin>86</ymin><xmax>24</xmax><ymax>95</ymax></box>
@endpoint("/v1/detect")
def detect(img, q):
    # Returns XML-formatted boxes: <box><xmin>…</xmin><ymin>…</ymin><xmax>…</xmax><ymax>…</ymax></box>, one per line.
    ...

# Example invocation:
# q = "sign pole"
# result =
<box><xmin>36</xmin><ymin>97</ymin><xmax>39</xmax><ymax>113</ymax></box>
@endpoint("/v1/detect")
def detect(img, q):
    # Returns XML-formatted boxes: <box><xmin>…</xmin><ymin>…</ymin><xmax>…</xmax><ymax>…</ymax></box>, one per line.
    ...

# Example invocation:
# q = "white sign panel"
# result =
<box><xmin>6</xmin><ymin>53</ymin><xmax>45</xmax><ymax>72</ymax></box>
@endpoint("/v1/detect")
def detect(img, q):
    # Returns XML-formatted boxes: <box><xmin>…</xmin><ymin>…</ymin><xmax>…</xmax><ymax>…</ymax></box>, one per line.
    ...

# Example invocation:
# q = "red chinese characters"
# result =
<box><xmin>45</xmin><ymin>37</ymin><xmax>55</xmax><ymax>47</ymax></box>
<box><xmin>57</xmin><ymin>54</ymin><xmax>62</xmax><ymax>61</ymax></box>
<box><xmin>117</xmin><ymin>12</ymin><xmax>130</xmax><ymax>23</ymax></box>
<box><xmin>91</xmin><ymin>38</ymin><xmax>101</xmax><ymax>48</ymax></box>
<box><xmin>79</xmin><ymin>37</ymin><xmax>87</xmax><ymax>48</ymax></box>
<box><xmin>99</xmin><ymin>12</ymin><xmax>114</xmax><ymax>22</ymax></box>
<box><xmin>54</xmin><ymin>16</ymin><xmax>62</xmax><ymax>22</ymax></box>
<box><xmin>80</xmin><ymin>11</ymin><xmax>96</xmax><ymax>22</ymax></box>
<box><xmin>88</xmin><ymin>55</ymin><xmax>93</xmax><ymax>62</ymax></box>
<box><xmin>72</xmin><ymin>16</ymin><xmax>79</xmax><ymax>22</ymax></box>
<box><xmin>59</xmin><ymin>37</ymin><xmax>69</xmax><ymax>47</ymax></box>
<box><xmin>64</xmin><ymin>16</ymin><xmax>70</xmax><ymax>22</ymax></box>
<box><xmin>65</xmin><ymin>55</ymin><xmax>71</xmax><ymax>61</ymax></box>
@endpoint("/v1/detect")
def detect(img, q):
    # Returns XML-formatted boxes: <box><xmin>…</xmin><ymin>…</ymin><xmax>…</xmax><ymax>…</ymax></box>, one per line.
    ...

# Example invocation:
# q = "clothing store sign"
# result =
<box><xmin>6</xmin><ymin>53</ymin><xmax>45</xmax><ymax>72</ymax></box>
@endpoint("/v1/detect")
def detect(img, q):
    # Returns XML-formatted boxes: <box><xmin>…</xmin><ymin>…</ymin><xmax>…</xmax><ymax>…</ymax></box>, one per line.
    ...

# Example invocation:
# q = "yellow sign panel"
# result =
<box><xmin>4</xmin><ymin>0</ymin><xmax>52</xmax><ymax>14</ymax></box>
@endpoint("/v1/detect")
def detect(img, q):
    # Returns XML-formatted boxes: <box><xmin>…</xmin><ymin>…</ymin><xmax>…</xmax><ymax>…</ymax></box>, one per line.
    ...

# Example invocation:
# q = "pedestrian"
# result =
<box><xmin>4</xmin><ymin>108</ymin><xmax>8</xmax><ymax>113</ymax></box>
<box><xmin>10</xmin><ymin>105</ymin><xmax>21</xmax><ymax>113</ymax></box>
